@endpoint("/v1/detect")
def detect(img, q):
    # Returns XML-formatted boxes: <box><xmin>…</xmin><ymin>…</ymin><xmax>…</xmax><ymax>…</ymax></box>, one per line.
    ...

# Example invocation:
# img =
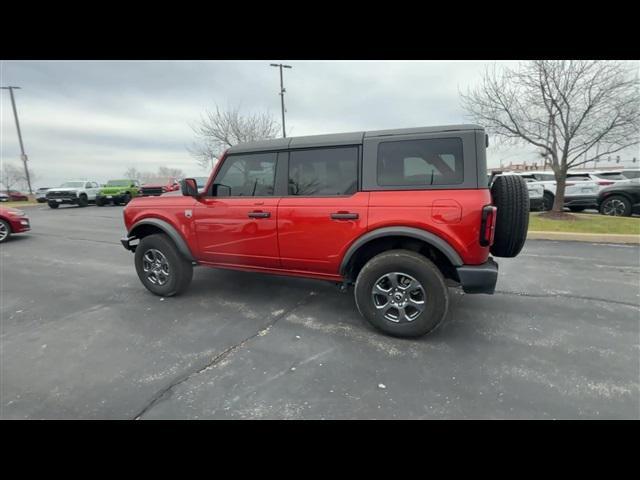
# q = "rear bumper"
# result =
<box><xmin>456</xmin><ymin>258</ymin><xmax>498</xmax><ymax>294</ymax></box>
<box><xmin>564</xmin><ymin>195</ymin><xmax>598</xmax><ymax>207</ymax></box>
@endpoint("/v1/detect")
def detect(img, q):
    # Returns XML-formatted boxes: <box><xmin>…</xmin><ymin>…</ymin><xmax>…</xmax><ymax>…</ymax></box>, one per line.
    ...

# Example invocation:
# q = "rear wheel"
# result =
<box><xmin>48</xmin><ymin>201</ymin><xmax>59</xmax><ymax>209</ymax></box>
<box><xmin>490</xmin><ymin>175</ymin><xmax>529</xmax><ymax>258</ymax></box>
<box><xmin>540</xmin><ymin>192</ymin><xmax>554</xmax><ymax>212</ymax></box>
<box><xmin>0</xmin><ymin>219</ymin><xmax>11</xmax><ymax>243</ymax></box>
<box><xmin>96</xmin><ymin>197</ymin><xmax>104</xmax><ymax>207</ymax></box>
<box><xmin>600</xmin><ymin>195</ymin><xmax>631</xmax><ymax>217</ymax></box>
<box><xmin>354</xmin><ymin>249</ymin><xmax>449</xmax><ymax>338</ymax></box>
<box><xmin>134</xmin><ymin>233</ymin><xmax>193</xmax><ymax>296</ymax></box>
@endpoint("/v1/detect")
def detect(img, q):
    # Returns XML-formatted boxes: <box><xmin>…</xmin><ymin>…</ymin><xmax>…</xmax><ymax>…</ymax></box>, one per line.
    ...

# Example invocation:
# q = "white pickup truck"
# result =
<box><xmin>45</xmin><ymin>180</ymin><xmax>101</xmax><ymax>209</ymax></box>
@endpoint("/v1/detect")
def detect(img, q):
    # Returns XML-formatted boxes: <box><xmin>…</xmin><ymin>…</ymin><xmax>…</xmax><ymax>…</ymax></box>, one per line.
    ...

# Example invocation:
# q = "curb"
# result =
<box><xmin>528</xmin><ymin>231</ymin><xmax>640</xmax><ymax>244</ymax></box>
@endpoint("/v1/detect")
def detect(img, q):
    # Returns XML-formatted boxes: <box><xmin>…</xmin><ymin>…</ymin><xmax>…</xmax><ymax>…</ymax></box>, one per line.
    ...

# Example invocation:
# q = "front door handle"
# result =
<box><xmin>248</xmin><ymin>211</ymin><xmax>271</xmax><ymax>218</ymax></box>
<box><xmin>330</xmin><ymin>212</ymin><xmax>359</xmax><ymax>220</ymax></box>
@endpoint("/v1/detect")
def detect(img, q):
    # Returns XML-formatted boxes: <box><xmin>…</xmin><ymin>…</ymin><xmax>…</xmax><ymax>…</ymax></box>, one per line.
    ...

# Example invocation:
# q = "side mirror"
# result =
<box><xmin>181</xmin><ymin>178</ymin><xmax>199</xmax><ymax>197</ymax></box>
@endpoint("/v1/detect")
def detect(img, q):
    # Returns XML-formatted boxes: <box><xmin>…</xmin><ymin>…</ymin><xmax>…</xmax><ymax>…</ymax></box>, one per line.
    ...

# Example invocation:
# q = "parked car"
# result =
<box><xmin>0</xmin><ymin>206</ymin><xmax>31</xmax><ymax>243</ymax></box>
<box><xmin>121</xmin><ymin>124</ymin><xmax>530</xmax><ymax>338</ymax></box>
<box><xmin>140</xmin><ymin>177</ymin><xmax>180</xmax><ymax>196</ymax></box>
<box><xmin>35</xmin><ymin>187</ymin><xmax>51</xmax><ymax>203</ymax></box>
<box><xmin>96</xmin><ymin>179</ymin><xmax>141</xmax><ymax>206</ymax></box>
<box><xmin>45</xmin><ymin>180</ymin><xmax>100</xmax><ymax>208</ymax></box>
<box><xmin>0</xmin><ymin>190</ymin><xmax>29</xmax><ymax>202</ymax></box>
<box><xmin>567</xmin><ymin>170</ymin><xmax>628</xmax><ymax>191</ymax></box>
<box><xmin>513</xmin><ymin>171</ymin><xmax>598</xmax><ymax>211</ymax></box>
<box><xmin>597</xmin><ymin>178</ymin><xmax>640</xmax><ymax>217</ymax></box>
<box><xmin>622</xmin><ymin>168</ymin><xmax>640</xmax><ymax>180</ymax></box>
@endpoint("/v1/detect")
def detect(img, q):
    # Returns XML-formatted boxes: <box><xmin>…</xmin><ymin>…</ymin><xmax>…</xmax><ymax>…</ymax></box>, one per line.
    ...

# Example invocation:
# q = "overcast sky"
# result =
<box><xmin>1</xmin><ymin>60</ymin><xmax>638</xmax><ymax>189</ymax></box>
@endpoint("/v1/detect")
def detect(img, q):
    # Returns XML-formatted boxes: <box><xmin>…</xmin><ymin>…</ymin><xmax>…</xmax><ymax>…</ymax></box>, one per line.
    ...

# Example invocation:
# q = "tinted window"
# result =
<box><xmin>566</xmin><ymin>174</ymin><xmax>592</xmax><ymax>182</ymax></box>
<box><xmin>377</xmin><ymin>138</ymin><xmax>463</xmax><ymax>186</ymax></box>
<box><xmin>289</xmin><ymin>147</ymin><xmax>358</xmax><ymax>196</ymax></box>
<box><xmin>622</xmin><ymin>171</ymin><xmax>640</xmax><ymax>179</ymax></box>
<box><xmin>595</xmin><ymin>172</ymin><xmax>626</xmax><ymax>180</ymax></box>
<box><xmin>533</xmin><ymin>173</ymin><xmax>555</xmax><ymax>181</ymax></box>
<box><xmin>214</xmin><ymin>152</ymin><xmax>277</xmax><ymax>196</ymax></box>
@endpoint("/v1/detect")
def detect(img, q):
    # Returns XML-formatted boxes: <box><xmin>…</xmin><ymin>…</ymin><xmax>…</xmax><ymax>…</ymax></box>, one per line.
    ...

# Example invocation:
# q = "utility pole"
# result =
<box><xmin>269</xmin><ymin>63</ymin><xmax>292</xmax><ymax>138</ymax></box>
<box><xmin>1</xmin><ymin>86</ymin><xmax>32</xmax><ymax>194</ymax></box>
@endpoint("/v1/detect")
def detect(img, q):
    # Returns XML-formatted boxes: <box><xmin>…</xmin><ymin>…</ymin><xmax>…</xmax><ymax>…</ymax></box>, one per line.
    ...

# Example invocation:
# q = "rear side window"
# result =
<box><xmin>289</xmin><ymin>147</ymin><xmax>358</xmax><ymax>196</ymax></box>
<box><xmin>214</xmin><ymin>152</ymin><xmax>277</xmax><ymax>196</ymax></box>
<box><xmin>595</xmin><ymin>172</ymin><xmax>626</xmax><ymax>180</ymax></box>
<box><xmin>377</xmin><ymin>138</ymin><xmax>463</xmax><ymax>186</ymax></box>
<box><xmin>533</xmin><ymin>173</ymin><xmax>555</xmax><ymax>181</ymax></box>
<box><xmin>566</xmin><ymin>175</ymin><xmax>591</xmax><ymax>182</ymax></box>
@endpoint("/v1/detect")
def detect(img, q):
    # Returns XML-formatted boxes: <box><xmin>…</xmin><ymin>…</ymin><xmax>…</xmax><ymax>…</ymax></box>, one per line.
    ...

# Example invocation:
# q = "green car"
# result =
<box><xmin>96</xmin><ymin>179</ymin><xmax>141</xmax><ymax>206</ymax></box>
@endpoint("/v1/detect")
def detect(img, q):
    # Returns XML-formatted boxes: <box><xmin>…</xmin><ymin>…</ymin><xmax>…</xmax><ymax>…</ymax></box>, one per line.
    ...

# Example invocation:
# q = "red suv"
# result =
<box><xmin>121</xmin><ymin>125</ymin><xmax>529</xmax><ymax>337</ymax></box>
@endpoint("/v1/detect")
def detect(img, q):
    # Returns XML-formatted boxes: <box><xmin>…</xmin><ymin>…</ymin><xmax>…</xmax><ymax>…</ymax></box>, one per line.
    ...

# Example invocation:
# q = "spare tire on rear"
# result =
<box><xmin>490</xmin><ymin>175</ymin><xmax>529</xmax><ymax>258</ymax></box>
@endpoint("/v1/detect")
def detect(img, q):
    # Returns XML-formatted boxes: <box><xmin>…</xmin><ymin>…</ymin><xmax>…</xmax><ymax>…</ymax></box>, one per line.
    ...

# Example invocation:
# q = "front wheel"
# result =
<box><xmin>541</xmin><ymin>192</ymin><xmax>554</xmax><ymax>212</ymax></box>
<box><xmin>48</xmin><ymin>201</ymin><xmax>59</xmax><ymax>209</ymax></box>
<box><xmin>354</xmin><ymin>249</ymin><xmax>449</xmax><ymax>338</ymax></box>
<box><xmin>134</xmin><ymin>233</ymin><xmax>193</xmax><ymax>297</ymax></box>
<box><xmin>78</xmin><ymin>195</ymin><xmax>88</xmax><ymax>207</ymax></box>
<box><xmin>0</xmin><ymin>219</ymin><xmax>11</xmax><ymax>243</ymax></box>
<box><xmin>600</xmin><ymin>195</ymin><xmax>631</xmax><ymax>217</ymax></box>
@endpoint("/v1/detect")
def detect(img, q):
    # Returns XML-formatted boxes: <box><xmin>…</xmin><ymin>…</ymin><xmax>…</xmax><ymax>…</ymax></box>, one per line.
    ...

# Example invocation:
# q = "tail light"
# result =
<box><xmin>598</xmin><ymin>181</ymin><xmax>614</xmax><ymax>186</ymax></box>
<box><xmin>480</xmin><ymin>205</ymin><xmax>497</xmax><ymax>247</ymax></box>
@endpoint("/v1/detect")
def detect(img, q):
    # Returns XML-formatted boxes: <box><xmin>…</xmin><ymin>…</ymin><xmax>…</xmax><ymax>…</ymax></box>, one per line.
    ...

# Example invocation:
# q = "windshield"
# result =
<box><xmin>59</xmin><ymin>182</ymin><xmax>85</xmax><ymax>188</ymax></box>
<box><xmin>144</xmin><ymin>177</ymin><xmax>172</xmax><ymax>185</ymax></box>
<box><xmin>106</xmin><ymin>180</ymin><xmax>131</xmax><ymax>187</ymax></box>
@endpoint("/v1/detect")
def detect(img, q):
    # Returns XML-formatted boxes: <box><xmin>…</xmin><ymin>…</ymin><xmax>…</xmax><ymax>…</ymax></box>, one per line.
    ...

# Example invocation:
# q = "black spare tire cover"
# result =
<box><xmin>490</xmin><ymin>175</ymin><xmax>529</xmax><ymax>258</ymax></box>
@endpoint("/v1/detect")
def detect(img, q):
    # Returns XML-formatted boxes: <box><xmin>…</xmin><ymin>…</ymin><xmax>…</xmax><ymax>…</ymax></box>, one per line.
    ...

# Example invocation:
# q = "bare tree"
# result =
<box><xmin>123</xmin><ymin>167</ymin><xmax>142</xmax><ymax>181</ymax></box>
<box><xmin>1</xmin><ymin>162</ymin><xmax>34</xmax><ymax>193</ymax></box>
<box><xmin>188</xmin><ymin>104</ymin><xmax>281</xmax><ymax>171</ymax></box>
<box><xmin>461</xmin><ymin>61</ymin><xmax>640</xmax><ymax>213</ymax></box>
<box><xmin>157</xmin><ymin>166</ymin><xmax>185</xmax><ymax>179</ymax></box>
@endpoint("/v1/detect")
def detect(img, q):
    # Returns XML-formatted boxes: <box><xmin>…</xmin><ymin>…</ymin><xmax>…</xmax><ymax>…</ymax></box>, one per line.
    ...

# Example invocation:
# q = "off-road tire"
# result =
<box><xmin>354</xmin><ymin>249</ymin><xmax>449</xmax><ymax>338</ymax></box>
<box><xmin>490</xmin><ymin>175</ymin><xmax>529</xmax><ymax>258</ymax></box>
<box><xmin>78</xmin><ymin>195</ymin><xmax>88</xmax><ymax>207</ymax></box>
<box><xmin>121</xmin><ymin>193</ymin><xmax>131</xmax><ymax>205</ymax></box>
<box><xmin>134</xmin><ymin>233</ymin><xmax>193</xmax><ymax>297</ymax></box>
<box><xmin>48</xmin><ymin>201</ymin><xmax>59</xmax><ymax>209</ymax></box>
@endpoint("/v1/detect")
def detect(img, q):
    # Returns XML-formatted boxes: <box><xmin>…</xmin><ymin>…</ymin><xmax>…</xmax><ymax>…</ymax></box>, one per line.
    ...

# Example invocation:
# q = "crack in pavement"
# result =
<box><xmin>494</xmin><ymin>290</ymin><xmax>639</xmax><ymax>309</ymax></box>
<box><xmin>132</xmin><ymin>291</ymin><xmax>317</xmax><ymax>420</ymax></box>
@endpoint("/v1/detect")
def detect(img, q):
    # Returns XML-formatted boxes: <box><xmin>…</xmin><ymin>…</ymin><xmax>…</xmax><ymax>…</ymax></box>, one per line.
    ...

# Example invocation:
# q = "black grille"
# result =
<box><xmin>141</xmin><ymin>187</ymin><xmax>163</xmax><ymax>196</ymax></box>
<box><xmin>47</xmin><ymin>191</ymin><xmax>77</xmax><ymax>198</ymax></box>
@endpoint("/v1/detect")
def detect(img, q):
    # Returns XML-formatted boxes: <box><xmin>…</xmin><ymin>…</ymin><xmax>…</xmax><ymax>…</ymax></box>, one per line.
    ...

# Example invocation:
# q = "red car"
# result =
<box><xmin>0</xmin><ymin>207</ymin><xmax>31</xmax><ymax>243</ymax></box>
<box><xmin>121</xmin><ymin>125</ymin><xmax>529</xmax><ymax>337</ymax></box>
<box><xmin>139</xmin><ymin>177</ymin><xmax>181</xmax><ymax>197</ymax></box>
<box><xmin>0</xmin><ymin>190</ymin><xmax>29</xmax><ymax>202</ymax></box>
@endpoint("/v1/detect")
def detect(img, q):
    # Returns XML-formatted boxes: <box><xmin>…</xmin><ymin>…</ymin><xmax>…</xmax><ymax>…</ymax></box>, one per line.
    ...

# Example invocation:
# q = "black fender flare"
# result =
<box><xmin>339</xmin><ymin>226</ymin><xmax>463</xmax><ymax>276</ymax></box>
<box><xmin>128</xmin><ymin>218</ymin><xmax>196</xmax><ymax>263</ymax></box>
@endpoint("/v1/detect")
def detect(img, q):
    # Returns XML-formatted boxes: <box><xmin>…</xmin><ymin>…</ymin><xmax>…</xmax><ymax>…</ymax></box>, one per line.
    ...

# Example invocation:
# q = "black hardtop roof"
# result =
<box><xmin>227</xmin><ymin>124</ymin><xmax>483</xmax><ymax>154</ymax></box>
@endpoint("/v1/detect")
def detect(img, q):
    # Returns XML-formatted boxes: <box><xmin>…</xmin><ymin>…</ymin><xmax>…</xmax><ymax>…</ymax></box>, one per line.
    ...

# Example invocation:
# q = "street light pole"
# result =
<box><xmin>269</xmin><ymin>63</ymin><xmax>292</xmax><ymax>138</ymax></box>
<box><xmin>1</xmin><ymin>86</ymin><xmax>33</xmax><ymax>194</ymax></box>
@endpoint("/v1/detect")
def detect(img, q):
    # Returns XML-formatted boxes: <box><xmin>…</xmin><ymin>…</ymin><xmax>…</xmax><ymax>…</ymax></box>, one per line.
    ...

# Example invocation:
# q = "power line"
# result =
<box><xmin>1</xmin><ymin>86</ymin><xmax>33</xmax><ymax>194</ymax></box>
<box><xmin>269</xmin><ymin>63</ymin><xmax>292</xmax><ymax>138</ymax></box>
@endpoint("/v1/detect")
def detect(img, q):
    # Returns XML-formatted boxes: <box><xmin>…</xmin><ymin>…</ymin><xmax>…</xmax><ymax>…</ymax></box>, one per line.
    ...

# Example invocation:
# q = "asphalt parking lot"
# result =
<box><xmin>1</xmin><ymin>204</ymin><xmax>639</xmax><ymax>419</ymax></box>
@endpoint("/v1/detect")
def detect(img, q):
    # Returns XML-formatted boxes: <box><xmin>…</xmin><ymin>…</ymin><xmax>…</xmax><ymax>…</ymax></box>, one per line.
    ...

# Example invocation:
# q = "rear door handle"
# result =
<box><xmin>248</xmin><ymin>211</ymin><xmax>271</xmax><ymax>218</ymax></box>
<box><xmin>330</xmin><ymin>212</ymin><xmax>359</xmax><ymax>220</ymax></box>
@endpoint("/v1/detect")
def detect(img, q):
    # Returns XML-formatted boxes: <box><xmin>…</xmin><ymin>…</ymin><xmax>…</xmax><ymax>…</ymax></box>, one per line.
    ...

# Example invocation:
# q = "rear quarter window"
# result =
<box><xmin>377</xmin><ymin>138</ymin><xmax>463</xmax><ymax>187</ymax></box>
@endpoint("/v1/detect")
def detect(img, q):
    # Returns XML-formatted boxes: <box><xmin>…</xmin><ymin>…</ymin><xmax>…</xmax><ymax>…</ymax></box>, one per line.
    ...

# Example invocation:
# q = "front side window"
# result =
<box><xmin>595</xmin><ymin>172</ymin><xmax>626</xmax><ymax>180</ymax></box>
<box><xmin>213</xmin><ymin>152</ymin><xmax>277</xmax><ymax>196</ymax></box>
<box><xmin>289</xmin><ymin>146</ymin><xmax>358</xmax><ymax>196</ymax></box>
<box><xmin>377</xmin><ymin>138</ymin><xmax>463</xmax><ymax>186</ymax></box>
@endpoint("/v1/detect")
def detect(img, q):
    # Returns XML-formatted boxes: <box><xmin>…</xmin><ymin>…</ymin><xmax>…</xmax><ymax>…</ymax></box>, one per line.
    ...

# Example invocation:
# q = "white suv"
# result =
<box><xmin>512</xmin><ymin>171</ymin><xmax>599</xmax><ymax>212</ymax></box>
<box><xmin>45</xmin><ymin>180</ymin><xmax>100</xmax><ymax>209</ymax></box>
<box><xmin>568</xmin><ymin>170</ymin><xmax>629</xmax><ymax>191</ymax></box>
